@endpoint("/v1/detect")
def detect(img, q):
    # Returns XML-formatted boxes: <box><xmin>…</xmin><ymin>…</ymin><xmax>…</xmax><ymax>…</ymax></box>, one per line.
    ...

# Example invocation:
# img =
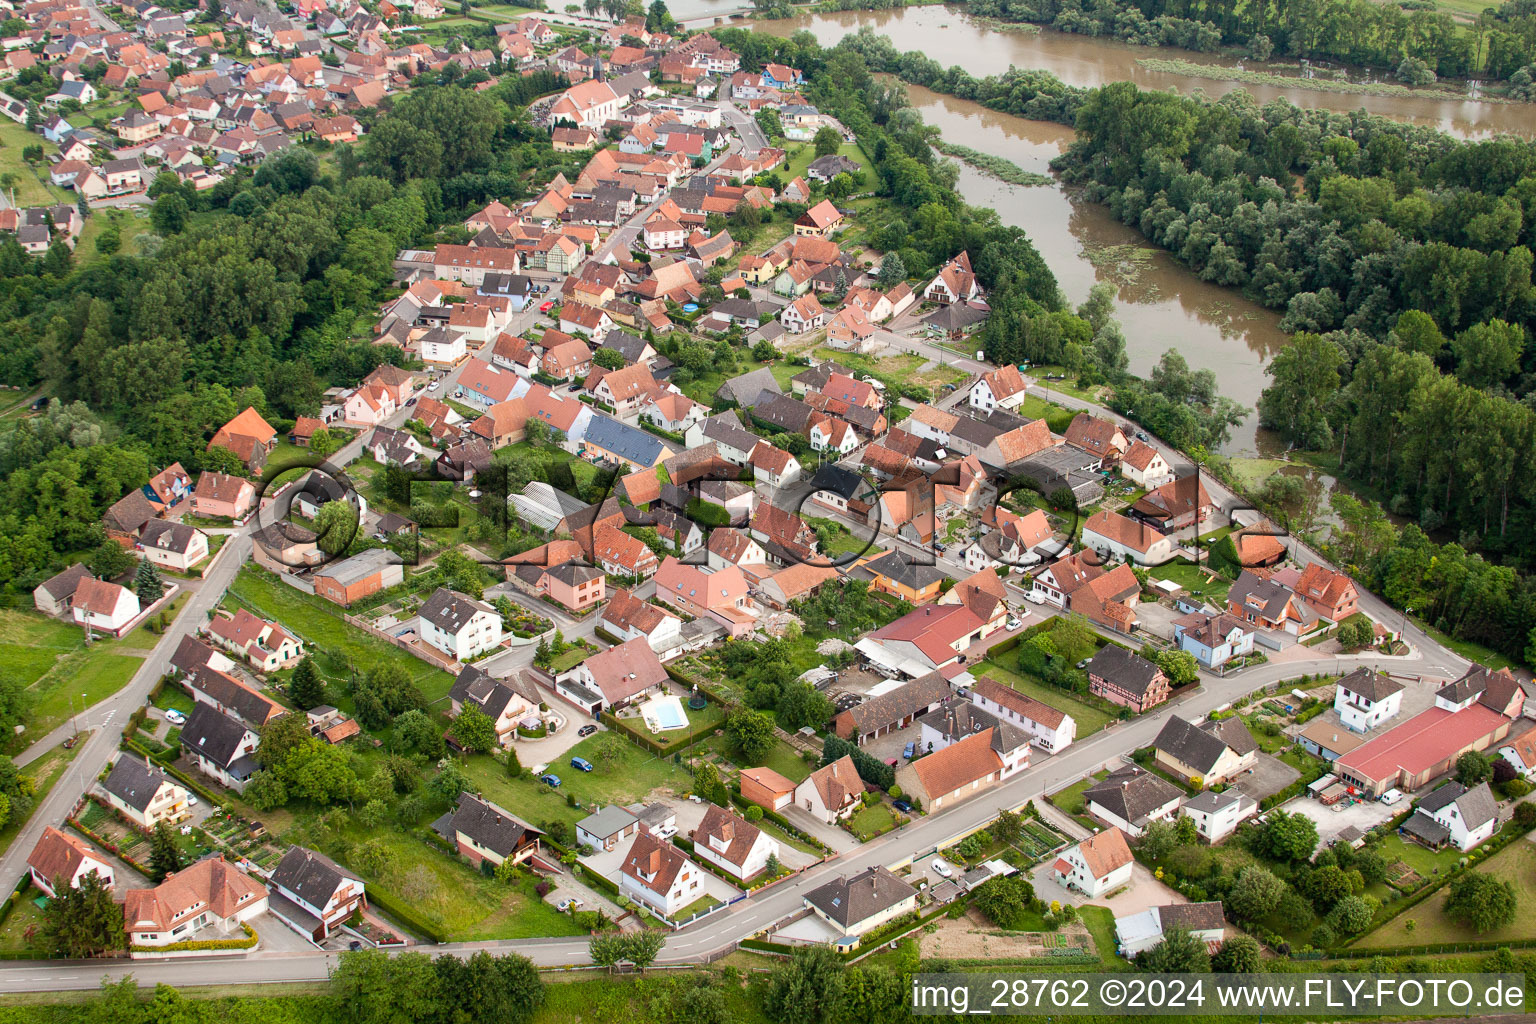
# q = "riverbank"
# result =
<box><xmin>931</xmin><ymin>140</ymin><xmax>1053</xmax><ymax>186</ymax></box>
<box><xmin>1137</xmin><ymin>56</ymin><xmax>1506</xmax><ymax>104</ymax></box>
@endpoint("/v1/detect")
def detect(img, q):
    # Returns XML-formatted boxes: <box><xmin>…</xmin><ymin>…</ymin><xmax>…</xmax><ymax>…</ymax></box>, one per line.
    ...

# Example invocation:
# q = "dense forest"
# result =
<box><xmin>0</xmin><ymin>69</ymin><xmax>575</xmax><ymax>592</ymax></box>
<box><xmin>966</xmin><ymin>0</ymin><xmax>1536</xmax><ymax>85</ymax></box>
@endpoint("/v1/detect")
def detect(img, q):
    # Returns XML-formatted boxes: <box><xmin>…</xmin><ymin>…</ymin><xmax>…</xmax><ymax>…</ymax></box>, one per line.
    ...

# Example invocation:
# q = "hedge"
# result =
<box><xmin>572</xmin><ymin>862</ymin><xmax>622</xmax><ymax>898</ymax></box>
<box><xmin>600</xmin><ymin>708</ymin><xmax>721</xmax><ymax>756</ymax></box>
<box><xmin>640</xmin><ymin>421</ymin><xmax>687</xmax><ymax>446</ymax></box>
<box><xmin>367</xmin><ymin>886</ymin><xmax>448</xmax><ymax>944</ymax></box>
<box><xmin>593</xmin><ymin>626</ymin><xmax>624</xmax><ymax>646</ymax></box>
<box><xmin>132</xmin><ymin>923</ymin><xmax>257</xmax><ymax>954</ymax></box>
<box><xmin>68</xmin><ymin>816</ymin><xmax>154</xmax><ymax>876</ymax></box>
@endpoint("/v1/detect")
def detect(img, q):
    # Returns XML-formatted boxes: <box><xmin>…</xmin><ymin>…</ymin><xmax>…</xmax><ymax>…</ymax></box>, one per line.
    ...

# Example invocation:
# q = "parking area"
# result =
<box><xmin>251</xmin><ymin>912</ymin><xmax>318</xmax><ymax>953</ymax></box>
<box><xmin>1131</xmin><ymin>601</ymin><xmax>1186</xmax><ymax>642</ymax></box>
<box><xmin>912</xmin><ymin>855</ymin><xmax>961</xmax><ymax>888</ymax></box>
<box><xmin>1276</xmin><ymin>793</ymin><xmax>1397</xmax><ymax>845</ymax></box>
<box><xmin>1233</xmin><ymin>752</ymin><xmax>1301</xmax><ymax>803</ymax></box>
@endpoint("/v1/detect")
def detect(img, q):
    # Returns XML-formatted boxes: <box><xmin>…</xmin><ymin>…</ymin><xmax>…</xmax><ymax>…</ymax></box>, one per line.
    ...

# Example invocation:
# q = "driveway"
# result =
<box><xmin>1132</xmin><ymin>601</ymin><xmax>1186</xmax><ymax>642</ymax></box>
<box><xmin>782</xmin><ymin>805</ymin><xmax>860</xmax><ymax>853</ymax></box>
<box><xmin>252</xmin><ymin>912</ymin><xmax>319</xmax><ymax>952</ymax></box>
<box><xmin>1277</xmin><ymin>793</ymin><xmax>1397</xmax><ymax>845</ymax></box>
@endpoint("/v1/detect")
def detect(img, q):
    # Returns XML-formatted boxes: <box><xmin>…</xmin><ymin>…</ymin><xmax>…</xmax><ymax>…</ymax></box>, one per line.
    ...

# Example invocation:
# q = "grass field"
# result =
<box><xmin>971</xmin><ymin>658</ymin><xmax>1114</xmax><ymax>736</ymax></box>
<box><xmin>1147</xmin><ymin>560</ymin><xmax>1233</xmax><ymax>602</ymax></box>
<box><xmin>76</xmin><ymin>207</ymin><xmax>153</xmax><ymax>263</ymax></box>
<box><xmin>462</xmin><ymin>733</ymin><xmax>695</xmax><ymax>832</ymax></box>
<box><xmin>810</xmin><ymin>346</ymin><xmax>966</xmax><ymax>393</ymax></box>
<box><xmin>226</xmin><ymin>565</ymin><xmax>456</xmax><ymax>704</ymax></box>
<box><xmin>0</xmin><ymin>120</ymin><xmax>67</xmax><ymax>208</ymax></box>
<box><xmin>847</xmin><ymin>800</ymin><xmax>896</xmax><ymax>841</ymax></box>
<box><xmin>781</xmin><ymin>141</ymin><xmax>865</xmax><ymax>184</ymax></box>
<box><xmin>0</xmin><ymin>610</ymin><xmax>146</xmax><ymax>744</ymax></box>
<box><xmin>1356</xmin><ymin>839</ymin><xmax>1536</xmax><ymax>948</ymax></box>
<box><xmin>0</xmin><ymin>738</ymin><xmax>84</xmax><ymax>857</ymax></box>
<box><xmin>700</xmin><ymin>732</ymin><xmax>813</xmax><ymax>783</ymax></box>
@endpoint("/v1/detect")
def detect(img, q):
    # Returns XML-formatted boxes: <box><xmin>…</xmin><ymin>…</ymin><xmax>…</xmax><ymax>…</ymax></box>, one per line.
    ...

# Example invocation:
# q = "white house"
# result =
<box><xmin>419</xmin><ymin>326</ymin><xmax>468</xmax><ymax>367</ymax></box>
<box><xmin>123</xmin><ymin>858</ymin><xmax>268</xmax><ymax>952</ymax></box>
<box><xmin>968</xmin><ymin>679</ymin><xmax>1076</xmax><ymax>753</ymax></box>
<box><xmin>417</xmin><ymin>588</ymin><xmax>503</xmax><ymax>662</ymax></box>
<box><xmin>1180</xmin><ymin>789</ymin><xmax>1257</xmax><ymax>844</ymax></box>
<box><xmin>27</xmin><ymin>827</ymin><xmax>115</xmax><ymax>898</ymax></box>
<box><xmin>102</xmin><ymin>757</ymin><xmax>190</xmax><ymax>829</ymax></box>
<box><xmin>181</xmin><ymin>703</ymin><xmax>261</xmax><ymax>793</ymax></box>
<box><xmin>1115</xmin><ymin>902</ymin><xmax>1225</xmax><ymax>957</ymax></box>
<box><xmin>1333</xmin><ymin>667</ymin><xmax>1404</xmax><ymax>733</ymax></box>
<box><xmin>969</xmin><ymin>365</ymin><xmax>1027</xmax><ymax>413</ymax></box>
<box><xmin>137</xmin><ymin>520</ymin><xmax>209</xmax><ymax>572</ymax></box>
<box><xmin>691</xmin><ymin>804</ymin><xmax>777</xmax><ymax>882</ymax></box>
<box><xmin>71</xmin><ymin>578</ymin><xmax>141</xmax><ymax>634</ymax></box>
<box><xmin>1080</xmin><ymin>510</ymin><xmax>1175</xmax><ymax>566</ymax></box>
<box><xmin>780</xmin><ymin>293</ymin><xmax>827</xmax><ymax>334</ymax></box>
<box><xmin>598</xmin><ymin>588</ymin><xmax>684</xmax><ymax>652</ymax></box>
<box><xmin>577</xmin><ymin>805</ymin><xmax>639</xmax><ymax>852</ymax></box>
<box><xmin>1053</xmin><ymin>828</ymin><xmax>1134</xmax><ymax>898</ymax></box>
<box><xmin>1409</xmin><ymin>781</ymin><xmax>1497</xmax><ymax>852</ymax></box>
<box><xmin>619</xmin><ymin>832</ymin><xmax>702</xmax><ymax>917</ymax></box>
<box><xmin>267</xmin><ymin>846</ymin><xmax>366</xmax><ymax>941</ymax></box>
<box><xmin>1173</xmin><ymin>611</ymin><xmax>1255</xmax><ymax>670</ymax></box>
<box><xmin>793</xmin><ymin>755</ymin><xmax>866</xmax><ymax>824</ymax></box>
<box><xmin>1120</xmin><ymin>440</ymin><xmax>1174</xmax><ymax>489</ymax></box>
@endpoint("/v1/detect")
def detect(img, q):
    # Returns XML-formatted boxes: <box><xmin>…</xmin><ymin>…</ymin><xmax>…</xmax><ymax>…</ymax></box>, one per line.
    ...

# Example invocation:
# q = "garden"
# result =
<box><xmin>1354</xmin><ymin>839</ymin><xmax>1536</xmax><ymax>949</ymax></box>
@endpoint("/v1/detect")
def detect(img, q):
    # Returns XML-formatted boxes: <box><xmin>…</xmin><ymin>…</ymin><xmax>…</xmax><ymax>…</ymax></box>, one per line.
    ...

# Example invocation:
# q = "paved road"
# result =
<box><xmin>720</xmin><ymin>103</ymin><xmax>767</xmax><ymax>156</ymax></box>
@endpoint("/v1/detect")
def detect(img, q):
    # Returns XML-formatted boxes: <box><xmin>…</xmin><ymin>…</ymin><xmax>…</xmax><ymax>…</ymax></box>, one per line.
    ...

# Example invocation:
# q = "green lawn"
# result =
<box><xmin>545</xmin><ymin>646</ymin><xmax>591</xmax><ymax>674</ymax></box>
<box><xmin>77</xmin><ymin>207</ymin><xmax>153</xmax><ymax>263</ymax></box>
<box><xmin>847</xmin><ymin>800</ymin><xmax>896</xmax><ymax>841</ymax></box>
<box><xmin>227</xmin><ymin>565</ymin><xmax>455</xmax><ymax>704</ymax></box>
<box><xmin>0</xmin><ymin>607</ymin><xmax>147</xmax><ymax>744</ymax></box>
<box><xmin>118</xmin><ymin>592</ymin><xmax>190</xmax><ymax>649</ymax></box>
<box><xmin>1356</xmin><ymin>839</ymin><xmax>1536</xmax><ymax>948</ymax></box>
<box><xmin>152</xmin><ymin>685</ymin><xmax>195</xmax><ymax>716</ymax></box>
<box><xmin>702</xmin><ymin>732</ymin><xmax>813</xmax><ymax>782</ymax></box>
<box><xmin>462</xmin><ymin>734</ymin><xmax>695</xmax><ymax>832</ymax></box>
<box><xmin>781</xmin><ymin>141</ymin><xmax>865</xmax><ymax>184</ymax></box>
<box><xmin>0</xmin><ymin>890</ymin><xmax>47</xmax><ymax>953</ymax></box>
<box><xmin>0</xmin><ymin>738</ymin><xmax>85</xmax><ymax>857</ymax></box>
<box><xmin>0</xmin><ymin>119</ymin><xmax>68</xmax><ymax>208</ymax></box>
<box><xmin>1049</xmin><ymin>770</ymin><xmax>1109</xmax><ymax>818</ymax></box>
<box><xmin>1375</xmin><ymin>832</ymin><xmax>1468</xmax><ymax>882</ymax></box>
<box><xmin>805</xmin><ymin>517</ymin><xmax>880</xmax><ymax>559</ymax></box>
<box><xmin>971</xmin><ymin>658</ymin><xmax>1114</xmax><ymax>737</ymax></box>
<box><xmin>1146</xmin><ymin>560</ymin><xmax>1233</xmax><ymax>602</ymax></box>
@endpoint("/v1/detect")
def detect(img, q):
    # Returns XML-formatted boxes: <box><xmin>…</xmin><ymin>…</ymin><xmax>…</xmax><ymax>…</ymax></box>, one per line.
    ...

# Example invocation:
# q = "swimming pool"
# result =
<box><xmin>642</xmin><ymin>694</ymin><xmax>689</xmax><ymax>731</ymax></box>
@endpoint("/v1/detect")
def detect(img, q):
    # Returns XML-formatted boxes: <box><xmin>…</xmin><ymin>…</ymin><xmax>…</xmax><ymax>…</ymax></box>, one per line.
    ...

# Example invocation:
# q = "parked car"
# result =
<box><xmin>540</xmin><ymin>773</ymin><xmax>561</xmax><ymax>787</ymax></box>
<box><xmin>427</xmin><ymin>381</ymin><xmax>439</xmax><ymax>392</ymax></box>
<box><xmin>1136</xmin><ymin>431</ymin><xmax>1150</xmax><ymax>442</ymax></box>
<box><xmin>556</xmin><ymin>897</ymin><xmax>582</xmax><ymax>911</ymax></box>
<box><xmin>885</xmin><ymin>757</ymin><xmax>898</xmax><ymax>767</ymax></box>
<box><xmin>186</xmin><ymin>794</ymin><xmax>199</xmax><ymax>806</ymax></box>
<box><xmin>539</xmin><ymin>300</ymin><xmax>555</xmax><ymax>313</ymax></box>
<box><xmin>406</xmin><ymin>398</ymin><xmax>417</xmax><ymax>406</ymax></box>
<box><xmin>164</xmin><ymin>709</ymin><xmax>186</xmax><ymax>725</ymax></box>
<box><xmin>931</xmin><ymin>859</ymin><xmax>952</xmax><ymax>878</ymax></box>
<box><xmin>578</xmin><ymin>724</ymin><xmax>597</xmax><ymax>737</ymax></box>
<box><xmin>1025</xmin><ymin>591</ymin><xmax>1045</xmax><ymax>605</ymax></box>
<box><xmin>893</xmin><ymin>800</ymin><xmax>913</xmax><ymax>813</ymax></box>
<box><xmin>567</xmin><ymin>382</ymin><xmax>582</xmax><ymax>392</ymax></box>
<box><xmin>1075</xmin><ymin>659</ymin><xmax>1090</xmax><ymax>670</ymax></box>
<box><xmin>1006</xmin><ymin>617</ymin><xmax>1022</xmax><ymax>630</ymax></box>
<box><xmin>902</xmin><ymin>742</ymin><xmax>915</xmax><ymax>760</ymax></box>
<box><xmin>570</xmin><ymin>756</ymin><xmax>594</xmax><ymax>772</ymax></box>
<box><xmin>655</xmin><ymin>824</ymin><xmax>677</xmax><ymax>840</ymax></box>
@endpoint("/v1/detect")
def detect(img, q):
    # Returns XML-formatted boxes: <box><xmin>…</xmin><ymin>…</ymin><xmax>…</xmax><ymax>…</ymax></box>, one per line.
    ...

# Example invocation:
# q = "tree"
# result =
<box><xmin>133</xmin><ymin>557</ymin><xmax>162</xmax><ymax>606</ymax></box>
<box><xmin>313</xmin><ymin>499</ymin><xmax>361</xmax><ymax>556</ymax></box>
<box><xmin>752</xmin><ymin>340</ymin><xmax>777</xmax><ymax>361</ymax></box>
<box><xmin>41</xmin><ymin>872</ymin><xmax>125</xmax><ymax>957</ymax></box>
<box><xmin>1302</xmin><ymin>864</ymin><xmax>1354</xmax><ymax>912</ymax></box>
<box><xmin>1156</xmin><ymin>650</ymin><xmax>1200</xmax><ymax>687</ymax></box>
<box><xmin>589</xmin><ymin>930</ymin><xmax>664</xmax><ymax>969</ymax></box>
<box><xmin>1227</xmin><ymin>865</ymin><xmax>1286</xmax><ymax>922</ymax></box>
<box><xmin>288</xmin><ymin>656</ymin><xmax>326</xmax><ymax>710</ymax></box>
<box><xmin>1211</xmin><ymin>934</ymin><xmax>1262</xmax><ymax>972</ymax></box>
<box><xmin>875</xmin><ymin>251</ymin><xmax>906</xmax><ymax>287</ymax></box>
<box><xmin>725</xmin><ymin>707</ymin><xmax>775</xmax><ymax>763</ymax></box>
<box><xmin>1253</xmin><ymin>809</ymin><xmax>1318</xmax><ymax>862</ymax></box>
<box><xmin>592</xmin><ymin>347</ymin><xmax>625</xmax><ymax>370</ymax></box>
<box><xmin>1451</xmin><ymin>319</ymin><xmax>1523</xmax><ymax>389</ymax></box>
<box><xmin>764</xmin><ymin>945</ymin><xmax>846</xmax><ymax>1024</ymax></box>
<box><xmin>776</xmin><ymin>680</ymin><xmax>831</xmax><ymax>732</ymax></box>
<box><xmin>452</xmin><ymin>704</ymin><xmax>498</xmax><ymax>754</ymax></box>
<box><xmin>87</xmin><ymin>540</ymin><xmax>136</xmax><ymax>578</ymax></box>
<box><xmin>813</xmin><ymin>126</ymin><xmax>842</xmax><ymax>157</ymax></box>
<box><xmin>1258</xmin><ymin>332</ymin><xmax>1345</xmax><ymax>450</ymax></box>
<box><xmin>993</xmin><ymin>808</ymin><xmax>1023</xmax><ymax>845</ymax></box>
<box><xmin>395</xmin><ymin>708</ymin><xmax>445</xmax><ymax>758</ymax></box>
<box><xmin>1456</xmin><ymin>750</ymin><xmax>1493</xmax><ymax>787</ymax></box>
<box><xmin>972</xmin><ymin>875</ymin><xmax>1038</xmax><ymax>929</ymax></box>
<box><xmin>148</xmin><ymin>821</ymin><xmax>187</xmax><ymax>882</ymax></box>
<box><xmin>1445</xmin><ymin>873</ymin><xmax>1517</xmax><ymax>933</ymax></box>
<box><xmin>431</xmin><ymin>757</ymin><xmax>469</xmax><ymax>802</ymax></box>
<box><xmin>1135</xmin><ymin>928</ymin><xmax>1211</xmax><ymax>972</ymax></box>
<box><xmin>1327</xmin><ymin>894</ymin><xmax>1377</xmax><ymax>936</ymax></box>
<box><xmin>1137</xmin><ymin>818</ymin><xmax>1179</xmax><ymax>860</ymax></box>
<box><xmin>692</xmin><ymin>760</ymin><xmax>729</xmax><ymax>806</ymax></box>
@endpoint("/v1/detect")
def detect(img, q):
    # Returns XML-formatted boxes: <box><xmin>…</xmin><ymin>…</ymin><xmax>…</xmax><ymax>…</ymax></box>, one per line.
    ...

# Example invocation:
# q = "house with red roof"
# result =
<box><xmin>655</xmin><ymin>557</ymin><xmax>757</xmax><ymax>636</ymax></box>
<box><xmin>208</xmin><ymin>407</ymin><xmax>277</xmax><ymax>473</ymax></box>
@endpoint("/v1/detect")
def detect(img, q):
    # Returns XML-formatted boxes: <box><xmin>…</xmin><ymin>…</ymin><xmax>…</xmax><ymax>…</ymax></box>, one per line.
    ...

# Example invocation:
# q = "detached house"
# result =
<box><xmin>803</xmin><ymin>866</ymin><xmax>917</xmax><ymax>941</ymax></box>
<box><xmin>924</xmin><ymin>252</ymin><xmax>983</xmax><ymax>305</ymax></box>
<box><xmin>1084</xmin><ymin>767</ymin><xmax>1183</xmax><ymax>838</ymax></box>
<box><xmin>1152</xmin><ymin>715</ymin><xmax>1259</xmax><ymax>787</ymax></box>
<box><xmin>433</xmin><ymin>792</ymin><xmax>546</xmax><ymax>867</ymax></box>
<box><xmin>1084</xmin><ymin>644</ymin><xmax>1170</xmax><ymax>712</ymax></box>
<box><xmin>1404</xmin><ymin>781</ymin><xmax>1497</xmax><ymax>852</ymax></box>
<box><xmin>1292</xmin><ymin>563</ymin><xmax>1360</xmax><ymax>624</ymax></box>
<box><xmin>448</xmin><ymin>666</ymin><xmax>541</xmax><ymax>749</ymax></box>
<box><xmin>692</xmin><ymin>804</ymin><xmax>778</xmax><ymax>882</ymax></box>
<box><xmin>268</xmin><ymin>846</ymin><xmax>366</xmax><ymax>941</ymax></box>
<box><xmin>620</xmin><ymin>832</ymin><xmax>701</xmax><ymax>917</ymax></box>
<box><xmin>794</xmin><ymin>755</ymin><xmax>866</xmax><ymax>824</ymax></box>
<box><xmin>418</xmin><ymin>588</ymin><xmax>503</xmax><ymax>662</ymax></box>
<box><xmin>181</xmin><ymin>703</ymin><xmax>261</xmax><ymax>793</ymax></box>
<box><xmin>102</xmin><ymin>757</ymin><xmax>190</xmax><ymax>829</ymax></box>
<box><xmin>1333</xmin><ymin>667</ymin><xmax>1404</xmax><ymax>733</ymax></box>
<box><xmin>27</xmin><ymin>827</ymin><xmax>115</xmax><ymax>898</ymax></box>
<box><xmin>969</xmin><ymin>364</ymin><xmax>1026</xmax><ymax>413</ymax></box>
<box><xmin>1053</xmin><ymin>827</ymin><xmax>1134</xmax><ymax>898</ymax></box>
<box><xmin>123</xmin><ymin>858</ymin><xmax>268</xmax><ymax>953</ymax></box>
<box><xmin>1120</xmin><ymin>440</ymin><xmax>1173</xmax><ymax>489</ymax></box>
<box><xmin>206</xmin><ymin>608</ymin><xmax>303</xmax><ymax>672</ymax></box>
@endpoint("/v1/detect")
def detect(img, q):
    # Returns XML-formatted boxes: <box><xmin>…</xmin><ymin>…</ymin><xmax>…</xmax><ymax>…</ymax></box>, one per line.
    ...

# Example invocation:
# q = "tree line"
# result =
<box><xmin>967</xmin><ymin>0</ymin><xmax>1536</xmax><ymax>85</ymax></box>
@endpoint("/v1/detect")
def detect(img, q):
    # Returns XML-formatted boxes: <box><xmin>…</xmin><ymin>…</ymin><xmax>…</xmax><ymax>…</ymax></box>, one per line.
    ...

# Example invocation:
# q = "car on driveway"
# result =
<box><xmin>556</xmin><ymin>898</ymin><xmax>582</xmax><ymax>912</ymax></box>
<box><xmin>164</xmin><ymin>709</ymin><xmax>185</xmax><ymax>725</ymax></box>
<box><xmin>932</xmin><ymin>859</ymin><xmax>952</xmax><ymax>878</ymax></box>
<box><xmin>570</xmin><ymin>757</ymin><xmax>594</xmax><ymax>772</ymax></box>
<box><xmin>903</xmin><ymin>742</ymin><xmax>915</xmax><ymax>760</ymax></box>
<box><xmin>539</xmin><ymin>300</ymin><xmax>555</xmax><ymax>313</ymax></box>
<box><xmin>578</xmin><ymin>724</ymin><xmax>597</xmax><ymax>737</ymax></box>
<box><xmin>893</xmin><ymin>800</ymin><xmax>913</xmax><ymax>813</ymax></box>
<box><xmin>540</xmin><ymin>773</ymin><xmax>561</xmax><ymax>787</ymax></box>
<box><xmin>186</xmin><ymin>794</ymin><xmax>199</xmax><ymax>806</ymax></box>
